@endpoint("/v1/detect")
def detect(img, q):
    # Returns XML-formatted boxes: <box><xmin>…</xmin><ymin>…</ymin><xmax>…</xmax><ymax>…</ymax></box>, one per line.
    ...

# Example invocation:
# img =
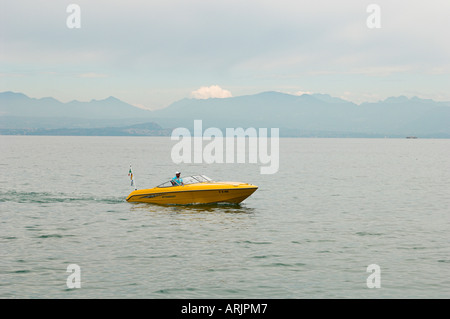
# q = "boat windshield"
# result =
<box><xmin>156</xmin><ymin>175</ymin><xmax>213</xmax><ymax>188</ymax></box>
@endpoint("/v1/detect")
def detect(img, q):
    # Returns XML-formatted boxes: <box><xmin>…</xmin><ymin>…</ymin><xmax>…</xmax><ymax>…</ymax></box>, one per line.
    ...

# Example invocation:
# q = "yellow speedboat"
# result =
<box><xmin>126</xmin><ymin>175</ymin><xmax>258</xmax><ymax>205</ymax></box>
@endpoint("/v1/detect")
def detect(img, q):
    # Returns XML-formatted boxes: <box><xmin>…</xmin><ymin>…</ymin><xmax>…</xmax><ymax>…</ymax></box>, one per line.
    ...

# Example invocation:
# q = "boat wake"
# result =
<box><xmin>0</xmin><ymin>190</ymin><xmax>125</xmax><ymax>204</ymax></box>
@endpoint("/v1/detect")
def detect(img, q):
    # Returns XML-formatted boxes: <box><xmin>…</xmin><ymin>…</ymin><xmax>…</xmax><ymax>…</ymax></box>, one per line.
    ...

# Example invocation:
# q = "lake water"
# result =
<box><xmin>0</xmin><ymin>136</ymin><xmax>449</xmax><ymax>298</ymax></box>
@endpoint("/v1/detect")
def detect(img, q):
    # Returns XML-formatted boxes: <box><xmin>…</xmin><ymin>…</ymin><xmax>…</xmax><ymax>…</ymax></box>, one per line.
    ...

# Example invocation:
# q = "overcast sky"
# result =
<box><xmin>1</xmin><ymin>0</ymin><xmax>449</xmax><ymax>109</ymax></box>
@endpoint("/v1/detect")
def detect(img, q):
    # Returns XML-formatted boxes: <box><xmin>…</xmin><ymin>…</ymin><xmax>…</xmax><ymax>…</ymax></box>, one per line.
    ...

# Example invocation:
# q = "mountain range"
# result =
<box><xmin>1</xmin><ymin>91</ymin><xmax>449</xmax><ymax>137</ymax></box>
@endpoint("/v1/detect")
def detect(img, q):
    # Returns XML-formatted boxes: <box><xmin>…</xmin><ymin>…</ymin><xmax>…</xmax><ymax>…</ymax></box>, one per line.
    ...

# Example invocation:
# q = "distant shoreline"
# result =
<box><xmin>1</xmin><ymin>130</ymin><xmax>448</xmax><ymax>139</ymax></box>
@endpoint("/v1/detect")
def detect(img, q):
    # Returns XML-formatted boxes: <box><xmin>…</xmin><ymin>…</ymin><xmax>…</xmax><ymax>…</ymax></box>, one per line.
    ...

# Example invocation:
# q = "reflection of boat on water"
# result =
<box><xmin>406</xmin><ymin>136</ymin><xmax>418</xmax><ymax>139</ymax></box>
<box><xmin>126</xmin><ymin>175</ymin><xmax>258</xmax><ymax>205</ymax></box>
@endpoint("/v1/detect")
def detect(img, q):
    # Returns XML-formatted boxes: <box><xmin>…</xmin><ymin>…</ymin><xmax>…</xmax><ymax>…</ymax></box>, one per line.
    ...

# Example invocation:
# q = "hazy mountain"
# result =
<box><xmin>151</xmin><ymin>91</ymin><xmax>450</xmax><ymax>137</ymax></box>
<box><xmin>0</xmin><ymin>91</ymin><xmax>152</xmax><ymax>119</ymax></box>
<box><xmin>1</xmin><ymin>91</ymin><xmax>449</xmax><ymax>137</ymax></box>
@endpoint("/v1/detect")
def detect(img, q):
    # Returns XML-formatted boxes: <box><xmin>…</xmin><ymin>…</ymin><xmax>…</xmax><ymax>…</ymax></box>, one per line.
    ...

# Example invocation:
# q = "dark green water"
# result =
<box><xmin>1</xmin><ymin>136</ymin><xmax>449</xmax><ymax>298</ymax></box>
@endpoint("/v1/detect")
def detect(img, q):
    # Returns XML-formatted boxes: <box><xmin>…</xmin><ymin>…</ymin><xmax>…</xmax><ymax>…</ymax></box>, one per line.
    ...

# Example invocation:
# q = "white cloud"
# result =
<box><xmin>293</xmin><ymin>90</ymin><xmax>313</xmax><ymax>96</ymax></box>
<box><xmin>190</xmin><ymin>85</ymin><xmax>232</xmax><ymax>99</ymax></box>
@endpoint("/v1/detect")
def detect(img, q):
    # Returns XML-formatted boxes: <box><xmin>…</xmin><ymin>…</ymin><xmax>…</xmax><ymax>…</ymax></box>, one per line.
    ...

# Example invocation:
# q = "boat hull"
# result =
<box><xmin>126</xmin><ymin>182</ymin><xmax>258</xmax><ymax>205</ymax></box>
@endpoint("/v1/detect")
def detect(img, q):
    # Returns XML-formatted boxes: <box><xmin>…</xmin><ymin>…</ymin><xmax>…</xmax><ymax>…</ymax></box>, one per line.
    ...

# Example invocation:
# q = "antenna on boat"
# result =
<box><xmin>128</xmin><ymin>164</ymin><xmax>137</xmax><ymax>190</ymax></box>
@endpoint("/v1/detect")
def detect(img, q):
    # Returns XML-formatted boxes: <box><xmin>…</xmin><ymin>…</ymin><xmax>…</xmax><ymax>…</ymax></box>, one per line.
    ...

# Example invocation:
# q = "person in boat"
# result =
<box><xmin>171</xmin><ymin>171</ymin><xmax>184</xmax><ymax>186</ymax></box>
